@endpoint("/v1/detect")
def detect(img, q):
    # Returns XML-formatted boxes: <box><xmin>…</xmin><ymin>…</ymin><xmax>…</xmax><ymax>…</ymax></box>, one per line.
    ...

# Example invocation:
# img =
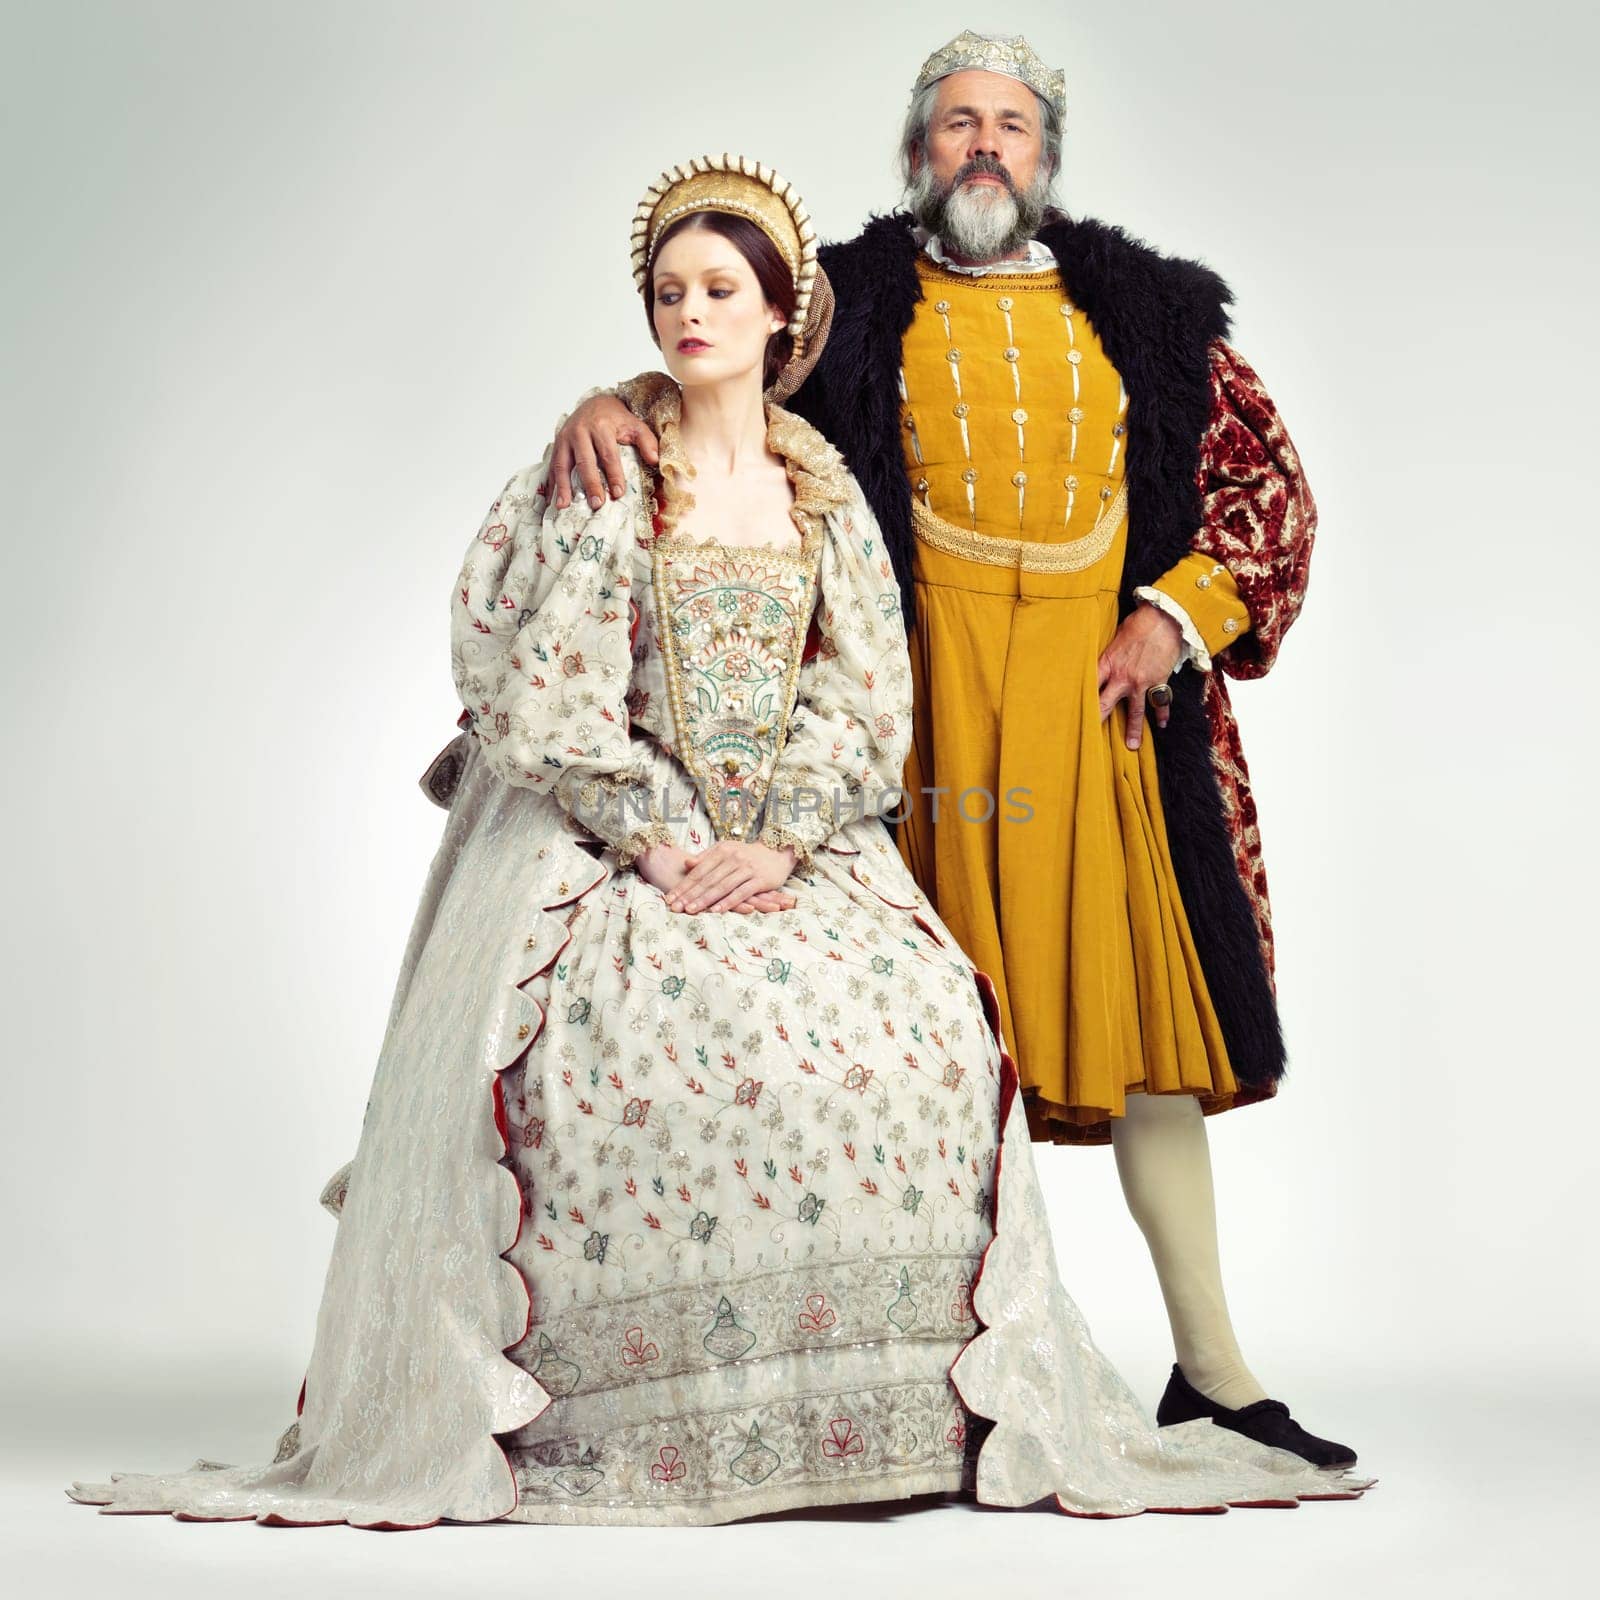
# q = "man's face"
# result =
<box><xmin>906</xmin><ymin>70</ymin><xmax>1052</xmax><ymax>261</ymax></box>
<box><xmin>918</xmin><ymin>70</ymin><xmax>1044</xmax><ymax>196</ymax></box>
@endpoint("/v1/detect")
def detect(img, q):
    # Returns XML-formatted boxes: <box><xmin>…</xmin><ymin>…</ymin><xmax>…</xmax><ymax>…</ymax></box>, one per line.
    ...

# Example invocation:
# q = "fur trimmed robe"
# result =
<box><xmin>780</xmin><ymin>211</ymin><xmax>1316</xmax><ymax>1094</ymax></box>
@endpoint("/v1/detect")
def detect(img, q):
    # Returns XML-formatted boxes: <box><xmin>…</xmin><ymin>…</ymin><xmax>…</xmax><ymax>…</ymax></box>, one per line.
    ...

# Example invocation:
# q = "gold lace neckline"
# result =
<box><xmin>640</xmin><ymin>381</ymin><xmax>852</xmax><ymax>550</ymax></box>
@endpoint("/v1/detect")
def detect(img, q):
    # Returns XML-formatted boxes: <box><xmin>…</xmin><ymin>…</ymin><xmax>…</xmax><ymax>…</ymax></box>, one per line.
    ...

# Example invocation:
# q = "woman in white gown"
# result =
<box><xmin>69</xmin><ymin>156</ymin><xmax>1368</xmax><ymax>1530</ymax></box>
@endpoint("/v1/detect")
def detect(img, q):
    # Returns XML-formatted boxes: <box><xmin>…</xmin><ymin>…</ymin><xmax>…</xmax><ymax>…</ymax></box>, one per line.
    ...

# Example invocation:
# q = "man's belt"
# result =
<box><xmin>909</xmin><ymin>482</ymin><xmax>1127</xmax><ymax>574</ymax></box>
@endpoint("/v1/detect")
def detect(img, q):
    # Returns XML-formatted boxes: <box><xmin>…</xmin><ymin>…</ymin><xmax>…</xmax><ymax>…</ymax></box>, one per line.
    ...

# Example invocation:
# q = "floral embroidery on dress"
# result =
<box><xmin>66</xmin><ymin>382</ymin><xmax>1366</xmax><ymax>1533</ymax></box>
<box><xmin>468</xmin><ymin>458</ymin><xmax>1006</xmax><ymax>1518</ymax></box>
<box><xmin>650</xmin><ymin>541</ymin><xmax>821</xmax><ymax>840</ymax></box>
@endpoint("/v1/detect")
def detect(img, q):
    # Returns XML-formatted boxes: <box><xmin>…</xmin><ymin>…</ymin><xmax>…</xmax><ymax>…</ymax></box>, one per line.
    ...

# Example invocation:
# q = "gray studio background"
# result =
<box><xmin>3</xmin><ymin>1</ymin><xmax>1595</xmax><ymax>1595</ymax></box>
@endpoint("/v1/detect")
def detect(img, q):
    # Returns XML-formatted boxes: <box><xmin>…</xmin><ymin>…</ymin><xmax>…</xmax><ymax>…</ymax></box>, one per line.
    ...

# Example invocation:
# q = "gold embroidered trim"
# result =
<box><xmin>578</xmin><ymin>771</ymin><xmax>663</xmax><ymax>833</ymax></box>
<box><xmin>614</xmin><ymin>369</ymin><xmax>677</xmax><ymax>423</ymax></box>
<box><xmin>616</xmin><ymin>820</ymin><xmax>676</xmax><ymax>869</ymax></box>
<box><xmin>645</xmin><ymin>387</ymin><xmax>698</xmax><ymax>541</ymax></box>
<box><xmin>636</xmin><ymin>381</ymin><xmax>853</xmax><ymax>543</ymax></box>
<box><xmin>650</xmin><ymin>527</ymin><xmax>822</xmax><ymax>563</ymax></box>
<box><xmin>913</xmin><ymin>256</ymin><xmax>1068</xmax><ymax>294</ymax></box>
<box><xmin>910</xmin><ymin>484</ymin><xmax>1127</xmax><ymax>573</ymax></box>
<box><xmin>756</xmin><ymin>821</ymin><xmax>817</xmax><ymax>876</ymax></box>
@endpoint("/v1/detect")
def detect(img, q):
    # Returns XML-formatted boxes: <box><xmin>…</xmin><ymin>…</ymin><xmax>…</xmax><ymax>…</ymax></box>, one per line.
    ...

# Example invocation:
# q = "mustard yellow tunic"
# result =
<box><xmin>894</xmin><ymin>256</ymin><xmax>1247</xmax><ymax>1144</ymax></box>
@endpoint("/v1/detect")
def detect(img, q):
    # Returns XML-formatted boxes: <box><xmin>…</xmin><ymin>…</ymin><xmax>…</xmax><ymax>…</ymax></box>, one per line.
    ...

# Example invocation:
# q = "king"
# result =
<box><xmin>545</xmin><ymin>29</ymin><xmax>1353</xmax><ymax>1468</ymax></box>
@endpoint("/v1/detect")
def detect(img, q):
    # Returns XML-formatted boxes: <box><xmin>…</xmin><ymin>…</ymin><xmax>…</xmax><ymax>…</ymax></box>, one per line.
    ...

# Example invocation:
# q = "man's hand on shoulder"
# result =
<box><xmin>539</xmin><ymin>389</ymin><xmax>662</xmax><ymax>511</ymax></box>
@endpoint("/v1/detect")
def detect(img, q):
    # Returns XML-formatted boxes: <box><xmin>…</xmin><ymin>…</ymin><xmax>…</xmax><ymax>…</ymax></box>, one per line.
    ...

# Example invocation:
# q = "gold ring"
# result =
<box><xmin>1146</xmin><ymin>682</ymin><xmax>1173</xmax><ymax>709</ymax></box>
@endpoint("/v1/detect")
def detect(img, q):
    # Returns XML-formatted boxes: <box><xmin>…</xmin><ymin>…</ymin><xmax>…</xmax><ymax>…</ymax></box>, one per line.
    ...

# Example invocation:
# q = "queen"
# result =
<box><xmin>70</xmin><ymin>157</ymin><xmax>1367</xmax><ymax>1528</ymax></box>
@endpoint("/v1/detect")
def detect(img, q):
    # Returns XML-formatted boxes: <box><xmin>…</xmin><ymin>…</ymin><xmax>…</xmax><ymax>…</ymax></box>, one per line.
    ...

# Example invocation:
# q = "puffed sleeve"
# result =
<box><xmin>450</xmin><ymin>451</ymin><xmax>674</xmax><ymax>866</ymax></box>
<box><xmin>756</xmin><ymin>482</ymin><xmax>913</xmax><ymax>874</ymax></box>
<box><xmin>1139</xmin><ymin>339</ymin><xmax>1316</xmax><ymax>678</ymax></box>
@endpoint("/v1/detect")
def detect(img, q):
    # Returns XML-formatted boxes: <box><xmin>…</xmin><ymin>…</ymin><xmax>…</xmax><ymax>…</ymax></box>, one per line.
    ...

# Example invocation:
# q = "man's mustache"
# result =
<box><xmin>950</xmin><ymin>155</ymin><xmax>1018</xmax><ymax>196</ymax></box>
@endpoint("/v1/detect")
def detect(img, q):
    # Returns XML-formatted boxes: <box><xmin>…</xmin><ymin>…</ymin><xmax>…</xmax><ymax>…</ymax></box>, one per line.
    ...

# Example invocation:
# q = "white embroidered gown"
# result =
<box><xmin>69</xmin><ymin>389</ymin><xmax>1367</xmax><ymax>1528</ymax></box>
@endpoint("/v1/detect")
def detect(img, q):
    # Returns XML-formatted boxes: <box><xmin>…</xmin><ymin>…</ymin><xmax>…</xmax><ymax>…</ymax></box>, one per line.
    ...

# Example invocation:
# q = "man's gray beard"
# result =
<box><xmin>907</xmin><ymin>164</ymin><xmax>1052</xmax><ymax>261</ymax></box>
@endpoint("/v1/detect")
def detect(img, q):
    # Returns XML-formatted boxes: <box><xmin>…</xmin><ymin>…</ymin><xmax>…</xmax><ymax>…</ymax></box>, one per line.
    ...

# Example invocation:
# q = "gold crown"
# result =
<box><xmin>913</xmin><ymin>29</ymin><xmax>1066</xmax><ymax>117</ymax></box>
<box><xmin>630</xmin><ymin>154</ymin><xmax>818</xmax><ymax>338</ymax></box>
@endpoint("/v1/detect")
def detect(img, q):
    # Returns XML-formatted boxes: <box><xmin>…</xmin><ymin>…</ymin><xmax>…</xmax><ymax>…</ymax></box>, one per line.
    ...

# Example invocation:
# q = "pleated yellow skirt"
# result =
<box><xmin>896</xmin><ymin>501</ymin><xmax>1238</xmax><ymax>1145</ymax></box>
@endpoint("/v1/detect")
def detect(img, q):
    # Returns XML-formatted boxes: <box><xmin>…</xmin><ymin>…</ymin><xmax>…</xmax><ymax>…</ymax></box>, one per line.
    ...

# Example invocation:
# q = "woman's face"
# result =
<box><xmin>651</xmin><ymin>225</ymin><xmax>785</xmax><ymax>392</ymax></box>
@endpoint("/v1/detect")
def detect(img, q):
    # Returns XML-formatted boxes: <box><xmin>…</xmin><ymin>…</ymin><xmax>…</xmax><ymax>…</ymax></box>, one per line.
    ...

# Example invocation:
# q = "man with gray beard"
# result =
<box><xmin>908</xmin><ymin>148</ymin><xmax>1053</xmax><ymax>261</ymax></box>
<box><xmin>544</xmin><ymin>30</ymin><xmax>1352</xmax><ymax>1470</ymax></box>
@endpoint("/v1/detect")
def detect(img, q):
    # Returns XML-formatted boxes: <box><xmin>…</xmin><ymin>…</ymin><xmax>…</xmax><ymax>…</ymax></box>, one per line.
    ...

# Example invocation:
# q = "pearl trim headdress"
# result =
<box><xmin>630</xmin><ymin>154</ymin><xmax>818</xmax><ymax>338</ymax></box>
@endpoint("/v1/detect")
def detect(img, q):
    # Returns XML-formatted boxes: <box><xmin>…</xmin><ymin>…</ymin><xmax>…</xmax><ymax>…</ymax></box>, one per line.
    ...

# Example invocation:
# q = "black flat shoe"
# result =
<box><xmin>1156</xmin><ymin>1364</ymin><xmax>1358</xmax><ymax>1469</ymax></box>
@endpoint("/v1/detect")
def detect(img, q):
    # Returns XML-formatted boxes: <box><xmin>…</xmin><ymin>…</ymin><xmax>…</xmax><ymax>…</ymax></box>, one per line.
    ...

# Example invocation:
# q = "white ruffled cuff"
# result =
<box><xmin>1133</xmin><ymin>586</ymin><xmax>1210</xmax><ymax>673</ymax></box>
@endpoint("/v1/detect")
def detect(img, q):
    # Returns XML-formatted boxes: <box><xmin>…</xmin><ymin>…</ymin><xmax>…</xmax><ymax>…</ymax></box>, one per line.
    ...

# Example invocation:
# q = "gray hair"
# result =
<box><xmin>896</xmin><ymin>78</ymin><xmax>1063</xmax><ymax>193</ymax></box>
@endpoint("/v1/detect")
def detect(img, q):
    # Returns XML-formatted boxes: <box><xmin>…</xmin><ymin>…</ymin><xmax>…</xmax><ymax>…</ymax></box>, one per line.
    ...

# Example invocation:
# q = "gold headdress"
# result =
<box><xmin>630</xmin><ymin>154</ymin><xmax>818</xmax><ymax>338</ymax></box>
<box><xmin>913</xmin><ymin>29</ymin><xmax>1066</xmax><ymax>117</ymax></box>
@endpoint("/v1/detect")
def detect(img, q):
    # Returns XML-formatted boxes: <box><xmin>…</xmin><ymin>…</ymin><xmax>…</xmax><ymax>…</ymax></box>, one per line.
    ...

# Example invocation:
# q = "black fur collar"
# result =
<box><xmin>802</xmin><ymin>209</ymin><xmax>1233</xmax><ymax>621</ymax></box>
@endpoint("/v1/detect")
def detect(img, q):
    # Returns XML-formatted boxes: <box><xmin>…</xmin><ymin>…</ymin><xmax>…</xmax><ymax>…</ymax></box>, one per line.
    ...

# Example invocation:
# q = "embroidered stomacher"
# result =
<box><xmin>635</xmin><ymin>383</ymin><xmax>855</xmax><ymax>848</ymax></box>
<box><xmin>649</xmin><ymin>537</ymin><xmax>822</xmax><ymax>845</ymax></box>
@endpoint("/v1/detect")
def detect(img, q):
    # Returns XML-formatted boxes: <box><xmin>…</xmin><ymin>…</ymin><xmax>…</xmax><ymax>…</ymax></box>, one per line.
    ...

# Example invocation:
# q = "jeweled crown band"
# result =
<box><xmin>913</xmin><ymin>29</ymin><xmax>1066</xmax><ymax>117</ymax></box>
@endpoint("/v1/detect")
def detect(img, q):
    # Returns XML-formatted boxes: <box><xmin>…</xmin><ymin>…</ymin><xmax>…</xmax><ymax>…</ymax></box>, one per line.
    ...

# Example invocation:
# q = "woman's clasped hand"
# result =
<box><xmin>634</xmin><ymin>838</ymin><xmax>798</xmax><ymax>914</ymax></box>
